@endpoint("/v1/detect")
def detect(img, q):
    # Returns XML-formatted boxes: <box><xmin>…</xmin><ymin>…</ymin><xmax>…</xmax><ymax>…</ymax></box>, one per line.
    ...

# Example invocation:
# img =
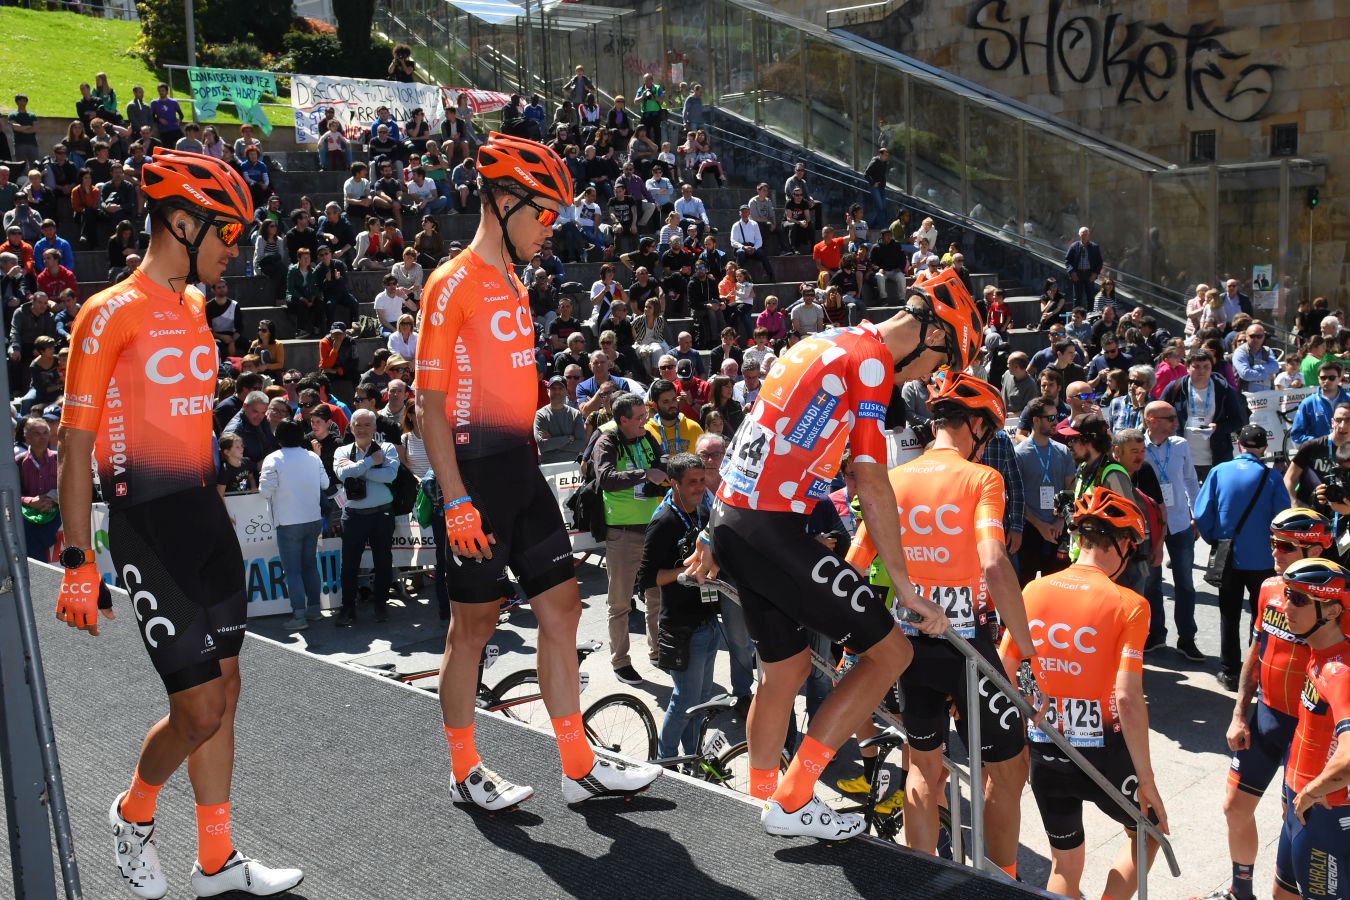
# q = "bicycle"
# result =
<box><xmin>364</xmin><ymin>639</ymin><xmax>659</xmax><ymax>758</ymax></box>
<box><xmin>643</xmin><ymin>693</ymin><xmax>789</xmax><ymax>793</ymax></box>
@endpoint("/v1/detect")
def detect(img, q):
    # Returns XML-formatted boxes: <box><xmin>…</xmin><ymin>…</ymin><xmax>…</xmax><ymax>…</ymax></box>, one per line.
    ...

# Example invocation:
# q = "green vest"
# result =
<box><xmin>1069</xmin><ymin>459</ymin><xmax>1130</xmax><ymax>561</ymax></box>
<box><xmin>602</xmin><ymin>433</ymin><xmax>662</xmax><ymax>526</ymax></box>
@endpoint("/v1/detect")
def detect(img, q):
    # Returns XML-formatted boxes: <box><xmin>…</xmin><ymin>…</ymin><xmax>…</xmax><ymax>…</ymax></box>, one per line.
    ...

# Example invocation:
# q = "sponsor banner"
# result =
<box><xmin>885</xmin><ymin>426</ymin><xmax>925</xmax><ymax>468</ymax></box>
<box><xmin>1245</xmin><ymin>385</ymin><xmax>1316</xmax><ymax>453</ymax></box>
<box><xmin>187</xmin><ymin>67</ymin><xmax>276</xmax><ymax>134</ymax></box>
<box><xmin>439</xmin><ymin>87</ymin><xmax>513</xmax><ymax>114</ymax></box>
<box><xmin>291</xmin><ymin>75</ymin><xmax>444</xmax><ymax>144</ymax></box>
<box><xmin>542</xmin><ymin>460</ymin><xmax>603</xmax><ymax>554</ymax></box>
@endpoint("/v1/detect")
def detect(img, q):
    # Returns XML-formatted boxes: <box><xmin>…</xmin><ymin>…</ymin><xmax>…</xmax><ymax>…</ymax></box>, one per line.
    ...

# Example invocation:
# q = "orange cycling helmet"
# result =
<box><xmin>927</xmin><ymin>371</ymin><xmax>1005</xmax><ymax>428</ymax></box>
<box><xmin>1073</xmin><ymin>486</ymin><xmax>1145</xmax><ymax>543</ymax></box>
<box><xmin>476</xmin><ymin>131</ymin><xmax>573</xmax><ymax>207</ymax></box>
<box><xmin>1271</xmin><ymin>508</ymin><xmax>1334</xmax><ymax>549</ymax></box>
<box><xmin>897</xmin><ymin>266</ymin><xmax>984</xmax><ymax>374</ymax></box>
<box><xmin>140</xmin><ymin>147</ymin><xmax>253</xmax><ymax>287</ymax></box>
<box><xmin>140</xmin><ymin>147</ymin><xmax>253</xmax><ymax>225</ymax></box>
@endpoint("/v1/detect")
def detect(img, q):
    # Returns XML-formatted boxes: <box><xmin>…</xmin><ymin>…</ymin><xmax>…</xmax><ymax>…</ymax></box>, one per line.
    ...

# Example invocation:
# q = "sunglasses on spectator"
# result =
<box><xmin>659</xmin><ymin>363</ymin><xmax>675</xmax><ymax>370</ymax></box>
<box><xmin>283</xmin><ymin>377</ymin><xmax>299</xmax><ymax>384</ymax></box>
<box><xmin>1321</xmin><ymin>373</ymin><xmax>1340</xmax><ymax>381</ymax></box>
<box><xmin>1034</xmin><ymin>413</ymin><xmax>1063</xmax><ymax>422</ymax></box>
<box><xmin>1129</xmin><ymin>379</ymin><xmax>1149</xmax><ymax>387</ymax></box>
<box><xmin>565</xmin><ymin>374</ymin><xmax>581</xmax><ymax>380</ymax></box>
<box><xmin>1073</xmin><ymin>392</ymin><xmax>1099</xmax><ymax>401</ymax></box>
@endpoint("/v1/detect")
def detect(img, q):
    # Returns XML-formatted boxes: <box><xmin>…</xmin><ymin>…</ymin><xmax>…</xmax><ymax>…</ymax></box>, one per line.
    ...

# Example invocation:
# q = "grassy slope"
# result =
<box><xmin>0</xmin><ymin>6</ymin><xmax>291</xmax><ymax>129</ymax></box>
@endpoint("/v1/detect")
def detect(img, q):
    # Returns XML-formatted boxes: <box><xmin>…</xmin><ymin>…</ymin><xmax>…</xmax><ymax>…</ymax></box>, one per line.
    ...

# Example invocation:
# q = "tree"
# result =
<box><xmin>332</xmin><ymin>0</ymin><xmax>376</xmax><ymax>61</ymax></box>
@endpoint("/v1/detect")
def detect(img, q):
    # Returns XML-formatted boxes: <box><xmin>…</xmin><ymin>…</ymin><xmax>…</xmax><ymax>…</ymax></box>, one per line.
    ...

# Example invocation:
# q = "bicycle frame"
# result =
<box><xmin>681</xmin><ymin>574</ymin><xmax>1180</xmax><ymax>895</ymax></box>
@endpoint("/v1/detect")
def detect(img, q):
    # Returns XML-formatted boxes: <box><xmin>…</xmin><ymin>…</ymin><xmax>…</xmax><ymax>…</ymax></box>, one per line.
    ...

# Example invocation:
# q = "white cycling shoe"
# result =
<box><xmin>452</xmin><ymin>762</ymin><xmax>534</xmax><ymax>811</ymax></box>
<box><xmin>189</xmin><ymin>850</ymin><xmax>304</xmax><ymax>897</ymax></box>
<box><xmin>109</xmin><ymin>793</ymin><xmax>168</xmax><ymax>899</ymax></box>
<box><xmin>561</xmin><ymin>757</ymin><xmax>661</xmax><ymax>804</ymax></box>
<box><xmin>761</xmin><ymin>796</ymin><xmax>865</xmax><ymax>841</ymax></box>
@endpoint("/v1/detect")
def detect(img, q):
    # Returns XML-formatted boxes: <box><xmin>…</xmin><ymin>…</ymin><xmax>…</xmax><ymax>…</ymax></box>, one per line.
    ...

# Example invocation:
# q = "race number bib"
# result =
<box><xmin>702</xmin><ymin>727</ymin><xmax>731</xmax><ymax>758</ymax></box>
<box><xmin>899</xmin><ymin>583</ymin><xmax>976</xmax><ymax>637</ymax></box>
<box><xmin>722</xmin><ymin>422</ymin><xmax>773</xmax><ymax>496</ymax></box>
<box><xmin>1030</xmin><ymin>697</ymin><xmax>1105</xmax><ymax>747</ymax></box>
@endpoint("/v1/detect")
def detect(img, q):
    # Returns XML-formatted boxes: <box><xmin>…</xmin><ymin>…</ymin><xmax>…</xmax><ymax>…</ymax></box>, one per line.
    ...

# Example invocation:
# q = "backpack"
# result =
<box><xmin>353</xmin><ymin>314</ymin><xmax>384</xmax><ymax>339</ymax></box>
<box><xmin>389</xmin><ymin>458</ymin><xmax>418</xmax><ymax>516</ymax></box>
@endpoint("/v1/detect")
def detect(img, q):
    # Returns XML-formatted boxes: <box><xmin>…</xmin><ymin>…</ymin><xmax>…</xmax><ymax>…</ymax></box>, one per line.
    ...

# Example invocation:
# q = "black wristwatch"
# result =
<box><xmin>59</xmin><ymin>546</ymin><xmax>94</xmax><ymax>569</ymax></box>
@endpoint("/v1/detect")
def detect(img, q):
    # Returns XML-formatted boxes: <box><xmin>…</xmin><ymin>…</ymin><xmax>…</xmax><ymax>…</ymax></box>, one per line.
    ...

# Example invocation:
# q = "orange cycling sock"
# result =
<box><xmin>999</xmin><ymin>862</ymin><xmax>1017</xmax><ymax>879</ymax></box>
<box><xmin>119</xmin><ymin>768</ymin><xmax>164</xmax><ymax>823</ymax></box>
<box><xmin>749</xmin><ymin>767</ymin><xmax>779</xmax><ymax>801</ymax></box>
<box><xmin>444</xmin><ymin>724</ymin><xmax>482</xmax><ymax>782</ymax></box>
<box><xmin>551</xmin><ymin>714</ymin><xmax>596</xmax><ymax>780</ymax></box>
<box><xmin>771</xmin><ymin>735</ymin><xmax>834</xmax><ymax>813</ymax></box>
<box><xmin>194</xmin><ymin>802</ymin><xmax>233</xmax><ymax>875</ymax></box>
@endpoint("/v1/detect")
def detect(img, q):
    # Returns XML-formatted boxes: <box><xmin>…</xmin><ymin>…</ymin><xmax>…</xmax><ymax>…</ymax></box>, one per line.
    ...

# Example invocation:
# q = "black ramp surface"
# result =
<box><xmin>4</xmin><ymin>561</ymin><xmax>1049</xmax><ymax>899</ymax></box>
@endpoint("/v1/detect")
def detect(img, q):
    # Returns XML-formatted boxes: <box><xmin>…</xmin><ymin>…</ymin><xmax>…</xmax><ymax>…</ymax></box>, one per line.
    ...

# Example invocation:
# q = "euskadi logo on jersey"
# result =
<box><xmin>857</xmin><ymin>400</ymin><xmax>887</xmax><ymax>421</ymax></box>
<box><xmin>785</xmin><ymin>388</ymin><xmax>838</xmax><ymax>449</ymax></box>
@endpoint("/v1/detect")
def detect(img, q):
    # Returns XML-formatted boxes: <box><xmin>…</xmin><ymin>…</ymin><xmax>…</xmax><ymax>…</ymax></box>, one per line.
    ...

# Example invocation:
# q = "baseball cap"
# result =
<box><xmin>1238</xmin><ymin>424</ymin><xmax>1268</xmax><ymax>449</ymax></box>
<box><xmin>739</xmin><ymin>203</ymin><xmax>750</xmax><ymax>211</ymax></box>
<box><xmin>1057</xmin><ymin>413</ymin><xmax>1110</xmax><ymax>440</ymax></box>
<box><xmin>329</xmin><ymin>322</ymin><xmax>347</xmax><ymax>333</ymax></box>
<box><xmin>548</xmin><ymin>375</ymin><xmax>566</xmax><ymax>387</ymax></box>
<box><xmin>676</xmin><ymin>359</ymin><xmax>694</xmax><ymax>378</ymax></box>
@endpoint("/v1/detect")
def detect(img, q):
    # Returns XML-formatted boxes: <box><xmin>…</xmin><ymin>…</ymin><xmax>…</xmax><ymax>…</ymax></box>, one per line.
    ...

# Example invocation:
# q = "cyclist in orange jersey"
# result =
<box><xmin>415</xmin><ymin>133</ymin><xmax>658</xmax><ymax>810</ymax></box>
<box><xmin>683</xmin><ymin>267</ymin><xmax>984</xmax><ymax>840</ymax></box>
<box><xmin>1005</xmin><ymin>486</ymin><xmax>1167</xmax><ymax>900</ymax></box>
<box><xmin>847</xmin><ymin>373</ymin><xmax>1038</xmax><ymax>874</ymax></box>
<box><xmin>56</xmin><ymin>149</ymin><xmax>302</xmax><ymax>898</ymax></box>
<box><xmin>1201</xmin><ymin>509</ymin><xmax>1338</xmax><ymax>900</ymax></box>
<box><xmin>1271</xmin><ymin>558</ymin><xmax>1350</xmax><ymax>900</ymax></box>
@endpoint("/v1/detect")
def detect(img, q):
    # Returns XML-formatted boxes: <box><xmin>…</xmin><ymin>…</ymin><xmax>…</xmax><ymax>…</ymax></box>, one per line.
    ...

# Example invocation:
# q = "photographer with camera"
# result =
<box><xmin>333</xmin><ymin>408</ymin><xmax>401</xmax><ymax>627</ymax></box>
<box><xmin>1014</xmin><ymin>395</ymin><xmax>1075</xmax><ymax>584</ymax></box>
<box><xmin>1286</xmin><ymin>401</ymin><xmax>1350</xmax><ymax>563</ymax></box>
<box><xmin>637</xmin><ymin>452</ymin><xmax>723</xmax><ymax>759</ymax></box>
<box><xmin>592</xmin><ymin>392</ymin><xmax>668</xmax><ymax>685</ymax></box>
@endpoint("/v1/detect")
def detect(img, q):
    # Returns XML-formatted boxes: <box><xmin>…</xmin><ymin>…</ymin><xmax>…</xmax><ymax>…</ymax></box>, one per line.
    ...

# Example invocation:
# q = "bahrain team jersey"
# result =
<box><xmin>60</xmin><ymin>269</ymin><xmax>218</xmax><ymax>508</ymax></box>
<box><xmin>1286</xmin><ymin>647</ymin><xmax>1350</xmax><ymax>806</ymax></box>
<box><xmin>415</xmin><ymin>248</ymin><xmax>539</xmax><ymax>460</ymax></box>
<box><xmin>846</xmin><ymin>447</ymin><xmax>1004</xmax><ymax>638</ymax></box>
<box><xmin>1253</xmin><ymin>577</ymin><xmax>1350</xmax><ymax>717</ymax></box>
<box><xmin>718</xmin><ymin>322</ymin><xmax>893</xmax><ymax>514</ymax></box>
<box><xmin>1008</xmin><ymin>564</ymin><xmax>1150</xmax><ymax>747</ymax></box>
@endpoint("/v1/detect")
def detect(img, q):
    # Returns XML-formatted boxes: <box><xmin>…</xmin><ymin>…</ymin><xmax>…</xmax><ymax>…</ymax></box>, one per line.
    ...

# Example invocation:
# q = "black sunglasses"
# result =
<box><xmin>1284</xmin><ymin>587</ymin><xmax>1314</xmax><ymax>608</ymax></box>
<box><xmin>1271</xmin><ymin>538</ymin><xmax>1307</xmax><ymax>554</ymax></box>
<box><xmin>1034</xmin><ymin>413</ymin><xmax>1063</xmax><ymax>422</ymax></box>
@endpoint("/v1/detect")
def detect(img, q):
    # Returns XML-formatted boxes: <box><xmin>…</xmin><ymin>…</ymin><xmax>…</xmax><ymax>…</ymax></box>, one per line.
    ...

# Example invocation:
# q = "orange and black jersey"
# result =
<box><xmin>415</xmin><ymin>248</ymin><xmax>539</xmax><ymax>460</ymax></box>
<box><xmin>1285</xmin><ymin>644</ymin><xmax>1350</xmax><ymax>806</ymax></box>
<box><xmin>1254</xmin><ymin>577</ymin><xmax>1350</xmax><ymax>717</ymax></box>
<box><xmin>60</xmin><ymin>269</ymin><xmax>218</xmax><ymax>508</ymax></box>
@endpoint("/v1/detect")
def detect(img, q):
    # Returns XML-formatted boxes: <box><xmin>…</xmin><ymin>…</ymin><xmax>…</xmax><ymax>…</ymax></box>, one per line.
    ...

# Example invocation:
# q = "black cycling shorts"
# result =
<box><xmin>107</xmin><ymin>487</ymin><xmax>246</xmax><ymax>694</ymax></box>
<box><xmin>1276</xmin><ymin>783</ymin><xmax>1349</xmax><ymax>899</ymax></box>
<box><xmin>446</xmin><ymin>446</ymin><xmax>574</xmax><ymax>604</ymax></box>
<box><xmin>899</xmin><ymin>629</ymin><xmax>1025</xmax><ymax>764</ymax></box>
<box><xmin>1029</xmin><ymin>738</ymin><xmax>1156</xmax><ymax>851</ymax></box>
<box><xmin>1229</xmin><ymin>699</ymin><xmax>1297</xmax><ymax>799</ymax></box>
<box><xmin>708</xmin><ymin>504</ymin><xmax>895</xmax><ymax>664</ymax></box>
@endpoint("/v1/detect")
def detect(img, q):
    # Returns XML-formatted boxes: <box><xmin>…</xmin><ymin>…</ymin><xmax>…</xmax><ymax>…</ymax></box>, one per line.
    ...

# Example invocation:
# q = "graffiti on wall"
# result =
<box><xmin>965</xmin><ymin>0</ymin><xmax>1283</xmax><ymax>122</ymax></box>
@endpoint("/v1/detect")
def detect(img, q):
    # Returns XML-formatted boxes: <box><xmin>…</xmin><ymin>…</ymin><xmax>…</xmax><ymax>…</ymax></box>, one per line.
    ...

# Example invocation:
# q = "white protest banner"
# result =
<box><xmin>542</xmin><ymin>460</ymin><xmax>603</xmax><ymax>554</ymax></box>
<box><xmin>291</xmin><ymin>75</ymin><xmax>444</xmax><ymax>144</ymax></box>
<box><xmin>1245</xmin><ymin>385</ymin><xmax>1315</xmax><ymax>456</ymax></box>
<box><xmin>92</xmin><ymin>492</ymin><xmax>439</xmax><ymax>618</ymax></box>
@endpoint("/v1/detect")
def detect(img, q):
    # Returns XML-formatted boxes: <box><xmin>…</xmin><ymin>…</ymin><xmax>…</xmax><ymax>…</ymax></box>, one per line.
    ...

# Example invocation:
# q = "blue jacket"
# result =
<box><xmin>1289</xmin><ymin>389</ymin><xmax>1350</xmax><ymax>446</ymax></box>
<box><xmin>1194</xmin><ymin>453</ymin><xmax>1288</xmax><ymax>571</ymax></box>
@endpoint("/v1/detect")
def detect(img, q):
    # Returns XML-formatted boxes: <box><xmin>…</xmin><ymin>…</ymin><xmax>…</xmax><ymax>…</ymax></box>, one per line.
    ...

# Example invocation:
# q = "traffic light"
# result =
<box><xmin>1308</xmin><ymin>187</ymin><xmax>1320</xmax><ymax>209</ymax></box>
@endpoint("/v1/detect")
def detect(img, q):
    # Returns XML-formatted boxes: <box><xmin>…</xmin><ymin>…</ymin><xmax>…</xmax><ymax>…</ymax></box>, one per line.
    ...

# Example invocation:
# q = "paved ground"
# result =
<box><xmin>250</xmin><ymin>540</ymin><xmax>1266</xmax><ymax>900</ymax></box>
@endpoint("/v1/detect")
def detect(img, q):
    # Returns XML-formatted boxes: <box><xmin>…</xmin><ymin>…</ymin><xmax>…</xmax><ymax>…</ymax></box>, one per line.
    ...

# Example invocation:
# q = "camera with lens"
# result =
<box><xmin>343</xmin><ymin>476</ymin><xmax>367</xmax><ymax>501</ymax></box>
<box><xmin>1053</xmin><ymin>490</ymin><xmax>1077</xmax><ymax>524</ymax></box>
<box><xmin>1323</xmin><ymin>469</ymin><xmax>1350</xmax><ymax>505</ymax></box>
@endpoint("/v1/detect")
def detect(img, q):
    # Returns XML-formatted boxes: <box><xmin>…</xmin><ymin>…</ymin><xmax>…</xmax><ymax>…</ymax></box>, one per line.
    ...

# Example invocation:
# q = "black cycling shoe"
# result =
<box><xmin>1217</xmin><ymin>671</ymin><xmax>1239</xmax><ymax>691</ymax></box>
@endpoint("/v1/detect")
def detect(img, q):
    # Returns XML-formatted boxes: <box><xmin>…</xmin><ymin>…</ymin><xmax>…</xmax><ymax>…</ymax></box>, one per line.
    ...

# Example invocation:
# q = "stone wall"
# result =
<box><xmin>782</xmin><ymin>0</ymin><xmax>1349</xmax><ymax>303</ymax></box>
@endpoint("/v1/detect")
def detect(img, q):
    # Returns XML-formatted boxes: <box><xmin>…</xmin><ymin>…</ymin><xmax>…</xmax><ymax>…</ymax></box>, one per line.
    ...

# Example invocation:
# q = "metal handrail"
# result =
<box><xmin>682</xmin><ymin>574</ymin><xmax>1180</xmax><ymax>893</ymax></box>
<box><xmin>1</xmin><ymin>490</ymin><xmax>83</xmax><ymax>899</ymax></box>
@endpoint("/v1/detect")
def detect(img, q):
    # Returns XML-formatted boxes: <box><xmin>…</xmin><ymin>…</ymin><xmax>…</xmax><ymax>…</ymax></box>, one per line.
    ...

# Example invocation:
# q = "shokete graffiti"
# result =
<box><xmin>965</xmin><ymin>0</ymin><xmax>1283</xmax><ymax>123</ymax></box>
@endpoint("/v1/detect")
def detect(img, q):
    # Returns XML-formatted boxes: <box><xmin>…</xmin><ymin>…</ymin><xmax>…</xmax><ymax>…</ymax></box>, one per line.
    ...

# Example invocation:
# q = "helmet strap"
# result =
<box><xmin>159</xmin><ymin>208</ymin><xmax>213</xmax><ymax>294</ymax></box>
<box><xmin>1291</xmin><ymin>599</ymin><xmax>1335</xmax><ymax>640</ymax></box>
<box><xmin>485</xmin><ymin>186</ymin><xmax>531</xmax><ymax>266</ymax></box>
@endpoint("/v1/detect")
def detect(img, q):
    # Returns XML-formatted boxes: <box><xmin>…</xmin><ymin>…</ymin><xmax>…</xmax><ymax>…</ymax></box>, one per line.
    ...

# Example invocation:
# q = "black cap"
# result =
<box><xmin>1238</xmin><ymin>424</ymin><xmax>1268</xmax><ymax>449</ymax></box>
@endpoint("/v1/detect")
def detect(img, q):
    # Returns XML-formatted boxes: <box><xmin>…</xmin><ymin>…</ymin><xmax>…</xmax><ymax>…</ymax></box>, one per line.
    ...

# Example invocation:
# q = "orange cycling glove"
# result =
<box><xmin>57</xmin><ymin>563</ymin><xmax>109</xmax><ymax>633</ymax></box>
<box><xmin>443</xmin><ymin>497</ymin><xmax>490</xmax><ymax>556</ymax></box>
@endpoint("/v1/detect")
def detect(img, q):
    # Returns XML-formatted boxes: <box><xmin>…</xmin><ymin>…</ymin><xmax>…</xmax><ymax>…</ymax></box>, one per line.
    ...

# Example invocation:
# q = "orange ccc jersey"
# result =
<box><xmin>846</xmin><ymin>446</ymin><xmax>1004</xmax><ymax>639</ymax></box>
<box><xmin>1006</xmin><ymin>563</ymin><xmax>1150</xmax><ymax>748</ymax></box>
<box><xmin>415</xmin><ymin>248</ymin><xmax>539</xmax><ymax>460</ymax></box>
<box><xmin>60</xmin><ymin>269</ymin><xmax>218</xmax><ymax>508</ymax></box>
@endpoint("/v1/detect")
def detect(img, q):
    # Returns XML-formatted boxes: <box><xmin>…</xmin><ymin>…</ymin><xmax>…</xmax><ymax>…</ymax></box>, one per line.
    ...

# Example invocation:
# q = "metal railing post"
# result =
<box><xmin>964</xmin><ymin>657</ymin><xmax>986</xmax><ymax>873</ymax></box>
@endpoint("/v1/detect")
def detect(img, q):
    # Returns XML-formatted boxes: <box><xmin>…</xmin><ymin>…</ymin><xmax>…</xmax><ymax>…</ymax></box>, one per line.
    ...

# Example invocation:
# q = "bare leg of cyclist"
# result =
<box><xmin>905</xmin><ymin>745</ymin><xmax>945</xmax><ymax>854</ymax></box>
<box><xmin>1101</xmin><ymin>829</ymin><xmax>1159</xmax><ymax>899</ymax></box>
<box><xmin>1221</xmin><ymin>784</ymin><xmax>1260</xmax><ymax>887</ymax></box>
<box><xmin>747</xmin><ymin>651</ymin><xmax>812</xmax><ymax>772</ymax></box>
<box><xmin>770</xmin><ymin>629</ymin><xmax>911</xmax><ymax>811</ymax></box>
<box><xmin>438</xmin><ymin>601</ymin><xmax>499</xmax><ymax>779</ymax></box>
<box><xmin>1047</xmin><ymin>845</ymin><xmax>1085</xmax><ymax>898</ymax></box>
<box><xmin>983</xmin><ymin>753</ymin><xmax>1028</xmax><ymax>873</ymax></box>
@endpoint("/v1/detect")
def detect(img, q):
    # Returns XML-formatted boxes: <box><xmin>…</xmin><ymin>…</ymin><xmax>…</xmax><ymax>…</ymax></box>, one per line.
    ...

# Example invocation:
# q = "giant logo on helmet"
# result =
<box><xmin>512</xmin><ymin>165</ymin><xmax>541</xmax><ymax>189</ymax></box>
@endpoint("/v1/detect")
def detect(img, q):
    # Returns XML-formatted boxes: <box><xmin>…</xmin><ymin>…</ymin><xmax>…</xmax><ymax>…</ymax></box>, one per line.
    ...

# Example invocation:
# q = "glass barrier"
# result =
<box><xmin>965</xmin><ymin>104</ymin><xmax>1019</xmax><ymax>233</ymax></box>
<box><xmin>1087</xmin><ymin>156</ymin><xmax>1148</xmax><ymax>285</ymax></box>
<box><xmin>752</xmin><ymin>17</ymin><xmax>806</xmax><ymax>149</ymax></box>
<box><xmin>1151</xmin><ymin>170</ymin><xmax>1214</xmax><ymax>295</ymax></box>
<box><xmin>907</xmin><ymin>79</ymin><xmax>962</xmax><ymax>214</ymax></box>
<box><xmin>805</xmin><ymin>37</ymin><xmax>854</xmax><ymax>166</ymax></box>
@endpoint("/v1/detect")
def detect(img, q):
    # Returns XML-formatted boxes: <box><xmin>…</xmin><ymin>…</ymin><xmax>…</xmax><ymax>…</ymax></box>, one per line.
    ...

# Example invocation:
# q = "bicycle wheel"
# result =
<box><xmin>488</xmin><ymin>669</ymin><xmax>550</xmax><ymax>731</ymax></box>
<box><xmin>712</xmin><ymin>742</ymin><xmax>789</xmax><ymax>795</ymax></box>
<box><xmin>583</xmin><ymin>693</ymin><xmax>657</xmax><ymax>761</ymax></box>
